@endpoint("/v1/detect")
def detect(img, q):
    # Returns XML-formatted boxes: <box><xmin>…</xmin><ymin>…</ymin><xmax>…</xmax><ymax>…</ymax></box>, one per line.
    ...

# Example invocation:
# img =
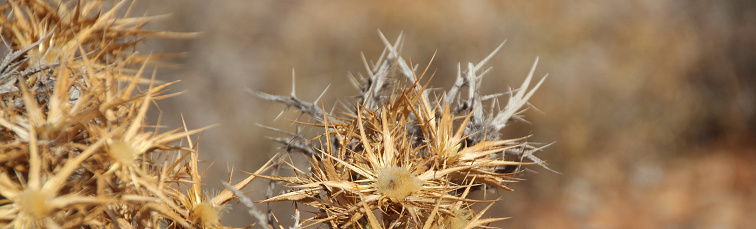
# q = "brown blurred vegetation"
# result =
<box><xmin>134</xmin><ymin>1</ymin><xmax>756</xmax><ymax>228</ymax></box>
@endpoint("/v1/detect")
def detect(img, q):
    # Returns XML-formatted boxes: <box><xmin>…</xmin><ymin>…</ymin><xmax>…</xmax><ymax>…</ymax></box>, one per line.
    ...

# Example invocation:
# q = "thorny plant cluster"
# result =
<box><xmin>0</xmin><ymin>1</ymin><xmax>270</xmax><ymax>228</ymax></box>
<box><xmin>252</xmin><ymin>33</ymin><xmax>552</xmax><ymax>228</ymax></box>
<box><xmin>0</xmin><ymin>0</ymin><xmax>552</xmax><ymax>228</ymax></box>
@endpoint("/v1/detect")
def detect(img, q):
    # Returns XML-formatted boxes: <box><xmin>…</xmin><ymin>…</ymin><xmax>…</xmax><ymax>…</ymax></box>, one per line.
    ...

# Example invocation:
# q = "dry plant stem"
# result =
<box><xmin>221</xmin><ymin>181</ymin><xmax>268</xmax><ymax>228</ymax></box>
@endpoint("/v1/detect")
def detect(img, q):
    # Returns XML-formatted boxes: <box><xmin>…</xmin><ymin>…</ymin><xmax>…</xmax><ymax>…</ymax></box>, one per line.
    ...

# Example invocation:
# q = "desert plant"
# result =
<box><xmin>0</xmin><ymin>0</ymin><xmax>552</xmax><ymax>228</ymax></box>
<box><xmin>0</xmin><ymin>1</ymin><xmax>265</xmax><ymax>228</ymax></box>
<box><xmin>254</xmin><ymin>32</ymin><xmax>551</xmax><ymax>228</ymax></box>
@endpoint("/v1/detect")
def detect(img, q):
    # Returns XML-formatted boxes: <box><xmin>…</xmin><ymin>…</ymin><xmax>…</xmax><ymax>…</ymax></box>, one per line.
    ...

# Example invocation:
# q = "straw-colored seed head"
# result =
<box><xmin>440</xmin><ymin>141</ymin><xmax>462</xmax><ymax>164</ymax></box>
<box><xmin>16</xmin><ymin>189</ymin><xmax>52</xmax><ymax>219</ymax></box>
<box><xmin>106</xmin><ymin>140</ymin><xmax>136</xmax><ymax>167</ymax></box>
<box><xmin>444</xmin><ymin>208</ymin><xmax>472</xmax><ymax>229</ymax></box>
<box><xmin>374</xmin><ymin>166</ymin><xmax>422</xmax><ymax>201</ymax></box>
<box><xmin>189</xmin><ymin>202</ymin><xmax>222</xmax><ymax>228</ymax></box>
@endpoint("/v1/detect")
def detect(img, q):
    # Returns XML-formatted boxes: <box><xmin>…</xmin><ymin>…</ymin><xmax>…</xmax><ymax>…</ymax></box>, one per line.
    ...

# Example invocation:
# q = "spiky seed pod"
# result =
<box><xmin>374</xmin><ymin>166</ymin><xmax>423</xmax><ymax>202</ymax></box>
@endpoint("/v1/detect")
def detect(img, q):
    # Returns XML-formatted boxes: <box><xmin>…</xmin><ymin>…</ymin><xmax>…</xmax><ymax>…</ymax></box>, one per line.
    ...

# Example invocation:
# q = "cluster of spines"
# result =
<box><xmin>255</xmin><ymin>33</ymin><xmax>550</xmax><ymax>228</ymax></box>
<box><xmin>0</xmin><ymin>1</ymin><xmax>262</xmax><ymax>228</ymax></box>
<box><xmin>0</xmin><ymin>1</ymin><xmax>552</xmax><ymax>228</ymax></box>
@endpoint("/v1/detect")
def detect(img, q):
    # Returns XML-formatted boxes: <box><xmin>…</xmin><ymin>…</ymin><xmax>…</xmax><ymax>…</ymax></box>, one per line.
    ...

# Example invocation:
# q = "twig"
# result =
<box><xmin>220</xmin><ymin>181</ymin><xmax>269</xmax><ymax>228</ymax></box>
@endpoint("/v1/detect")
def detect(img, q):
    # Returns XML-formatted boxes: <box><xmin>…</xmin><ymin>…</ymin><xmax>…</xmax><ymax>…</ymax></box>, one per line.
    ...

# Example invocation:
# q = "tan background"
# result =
<box><xmin>132</xmin><ymin>1</ymin><xmax>755</xmax><ymax>228</ymax></box>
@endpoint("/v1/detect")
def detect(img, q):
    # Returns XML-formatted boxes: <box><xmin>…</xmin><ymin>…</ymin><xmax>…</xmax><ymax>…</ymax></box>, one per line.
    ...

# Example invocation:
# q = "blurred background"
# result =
<box><xmin>131</xmin><ymin>1</ymin><xmax>755</xmax><ymax>228</ymax></box>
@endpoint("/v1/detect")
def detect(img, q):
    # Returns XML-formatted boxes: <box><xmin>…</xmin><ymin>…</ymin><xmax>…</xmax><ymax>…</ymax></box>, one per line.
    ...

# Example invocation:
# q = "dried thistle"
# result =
<box><xmin>0</xmin><ymin>1</ymin><xmax>256</xmax><ymax>228</ymax></box>
<box><xmin>1</xmin><ymin>1</ymin><xmax>554</xmax><ymax>228</ymax></box>
<box><xmin>255</xmin><ymin>32</ymin><xmax>551</xmax><ymax>228</ymax></box>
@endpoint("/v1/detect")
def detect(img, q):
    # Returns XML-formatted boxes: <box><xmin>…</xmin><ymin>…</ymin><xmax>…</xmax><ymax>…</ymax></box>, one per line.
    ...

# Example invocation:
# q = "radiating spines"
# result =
<box><xmin>0</xmin><ymin>1</ymin><xmax>241</xmax><ymax>228</ymax></box>
<box><xmin>258</xmin><ymin>47</ymin><xmax>549</xmax><ymax>227</ymax></box>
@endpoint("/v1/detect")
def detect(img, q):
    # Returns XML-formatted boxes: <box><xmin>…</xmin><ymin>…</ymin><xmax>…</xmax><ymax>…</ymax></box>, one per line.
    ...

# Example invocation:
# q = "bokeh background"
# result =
<box><xmin>131</xmin><ymin>1</ymin><xmax>755</xmax><ymax>228</ymax></box>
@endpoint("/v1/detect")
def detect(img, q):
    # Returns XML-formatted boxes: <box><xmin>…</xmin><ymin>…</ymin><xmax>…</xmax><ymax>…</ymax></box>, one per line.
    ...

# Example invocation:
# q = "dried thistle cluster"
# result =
<box><xmin>255</xmin><ymin>34</ymin><xmax>551</xmax><ymax>228</ymax></box>
<box><xmin>0</xmin><ymin>1</ymin><xmax>262</xmax><ymax>228</ymax></box>
<box><xmin>1</xmin><ymin>0</ymin><xmax>553</xmax><ymax>228</ymax></box>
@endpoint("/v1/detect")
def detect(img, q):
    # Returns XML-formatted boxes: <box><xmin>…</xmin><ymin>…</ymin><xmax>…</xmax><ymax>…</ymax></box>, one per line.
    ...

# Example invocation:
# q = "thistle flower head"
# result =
<box><xmin>15</xmin><ymin>189</ymin><xmax>52</xmax><ymax>220</ymax></box>
<box><xmin>374</xmin><ymin>166</ymin><xmax>423</xmax><ymax>201</ymax></box>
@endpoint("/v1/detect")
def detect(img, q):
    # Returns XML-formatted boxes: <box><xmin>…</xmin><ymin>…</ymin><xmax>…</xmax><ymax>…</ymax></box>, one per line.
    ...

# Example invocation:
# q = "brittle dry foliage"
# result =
<box><xmin>254</xmin><ymin>33</ymin><xmax>550</xmax><ymax>228</ymax></box>
<box><xmin>0</xmin><ymin>0</ymin><xmax>265</xmax><ymax>228</ymax></box>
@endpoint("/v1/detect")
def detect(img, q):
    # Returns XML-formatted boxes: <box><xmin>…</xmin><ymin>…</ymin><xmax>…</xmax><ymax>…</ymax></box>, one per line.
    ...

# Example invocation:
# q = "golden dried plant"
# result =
<box><xmin>254</xmin><ymin>33</ymin><xmax>551</xmax><ymax>228</ymax></box>
<box><xmin>1</xmin><ymin>1</ymin><xmax>553</xmax><ymax>228</ymax></box>
<box><xmin>0</xmin><ymin>1</ymin><xmax>263</xmax><ymax>228</ymax></box>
